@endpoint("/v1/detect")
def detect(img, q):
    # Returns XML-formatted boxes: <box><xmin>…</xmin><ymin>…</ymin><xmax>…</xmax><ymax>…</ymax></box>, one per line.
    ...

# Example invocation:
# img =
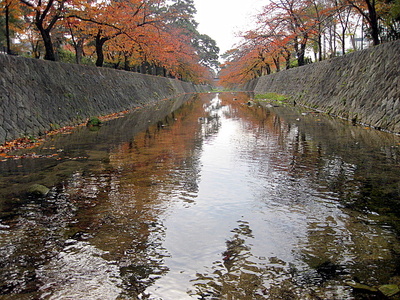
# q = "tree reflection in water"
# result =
<box><xmin>190</xmin><ymin>220</ymin><xmax>304</xmax><ymax>300</ymax></box>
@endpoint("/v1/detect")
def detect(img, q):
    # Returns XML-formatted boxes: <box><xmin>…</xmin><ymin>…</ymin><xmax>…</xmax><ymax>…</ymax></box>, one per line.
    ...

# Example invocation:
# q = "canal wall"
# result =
<box><xmin>245</xmin><ymin>39</ymin><xmax>400</xmax><ymax>134</ymax></box>
<box><xmin>0</xmin><ymin>54</ymin><xmax>211</xmax><ymax>144</ymax></box>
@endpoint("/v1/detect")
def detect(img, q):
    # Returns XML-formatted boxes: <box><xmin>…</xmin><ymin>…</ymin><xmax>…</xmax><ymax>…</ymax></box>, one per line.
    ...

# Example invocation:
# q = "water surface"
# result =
<box><xmin>0</xmin><ymin>93</ymin><xmax>400</xmax><ymax>299</ymax></box>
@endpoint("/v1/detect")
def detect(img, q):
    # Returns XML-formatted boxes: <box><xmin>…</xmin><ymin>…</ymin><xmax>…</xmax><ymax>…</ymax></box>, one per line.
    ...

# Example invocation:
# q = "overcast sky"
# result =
<box><xmin>193</xmin><ymin>0</ymin><xmax>266</xmax><ymax>54</ymax></box>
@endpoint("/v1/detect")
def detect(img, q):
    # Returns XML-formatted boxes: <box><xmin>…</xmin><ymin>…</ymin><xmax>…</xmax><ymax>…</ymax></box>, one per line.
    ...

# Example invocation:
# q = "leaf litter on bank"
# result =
<box><xmin>0</xmin><ymin>109</ymin><xmax>131</xmax><ymax>161</ymax></box>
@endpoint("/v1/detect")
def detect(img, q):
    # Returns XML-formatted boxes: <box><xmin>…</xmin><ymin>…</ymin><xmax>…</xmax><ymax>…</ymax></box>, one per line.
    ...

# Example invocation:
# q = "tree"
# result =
<box><xmin>20</xmin><ymin>0</ymin><xmax>68</xmax><ymax>60</ymax></box>
<box><xmin>257</xmin><ymin>0</ymin><xmax>316</xmax><ymax>66</ymax></box>
<box><xmin>344</xmin><ymin>0</ymin><xmax>381</xmax><ymax>45</ymax></box>
<box><xmin>1</xmin><ymin>0</ymin><xmax>23</xmax><ymax>54</ymax></box>
<box><xmin>377</xmin><ymin>0</ymin><xmax>400</xmax><ymax>41</ymax></box>
<box><xmin>70</xmin><ymin>0</ymin><xmax>170</xmax><ymax>67</ymax></box>
<box><xmin>2</xmin><ymin>0</ymin><xmax>216</xmax><ymax>83</ymax></box>
<box><xmin>64</xmin><ymin>18</ymin><xmax>87</xmax><ymax>64</ymax></box>
<box><xmin>168</xmin><ymin>0</ymin><xmax>220</xmax><ymax>70</ymax></box>
<box><xmin>193</xmin><ymin>33</ymin><xmax>220</xmax><ymax>70</ymax></box>
<box><xmin>330</xmin><ymin>0</ymin><xmax>355</xmax><ymax>55</ymax></box>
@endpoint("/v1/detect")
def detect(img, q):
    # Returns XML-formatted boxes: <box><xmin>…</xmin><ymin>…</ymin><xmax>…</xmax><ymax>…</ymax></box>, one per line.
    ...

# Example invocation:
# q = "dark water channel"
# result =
<box><xmin>1</xmin><ymin>92</ymin><xmax>400</xmax><ymax>299</ymax></box>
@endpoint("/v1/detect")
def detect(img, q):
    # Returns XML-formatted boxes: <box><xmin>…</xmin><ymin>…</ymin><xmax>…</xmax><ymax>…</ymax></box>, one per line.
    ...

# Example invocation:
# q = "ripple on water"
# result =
<box><xmin>1</xmin><ymin>93</ymin><xmax>400</xmax><ymax>299</ymax></box>
<box><xmin>38</xmin><ymin>241</ymin><xmax>122</xmax><ymax>300</ymax></box>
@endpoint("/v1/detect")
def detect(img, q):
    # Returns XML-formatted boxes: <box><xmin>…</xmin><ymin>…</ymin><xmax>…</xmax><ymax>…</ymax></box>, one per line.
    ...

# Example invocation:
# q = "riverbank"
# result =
<box><xmin>0</xmin><ymin>54</ymin><xmax>211</xmax><ymax>144</ymax></box>
<box><xmin>244</xmin><ymin>40</ymin><xmax>400</xmax><ymax>134</ymax></box>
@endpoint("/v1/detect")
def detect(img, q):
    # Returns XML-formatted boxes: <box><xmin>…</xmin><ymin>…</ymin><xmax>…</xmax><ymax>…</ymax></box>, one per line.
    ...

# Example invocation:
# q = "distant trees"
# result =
<box><xmin>0</xmin><ymin>0</ymin><xmax>218</xmax><ymax>84</ymax></box>
<box><xmin>168</xmin><ymin>0</ymin><xmax>219</xmax><ymax>70</ymax></box>
<box><xmin>219</xmin><ymin>0</ymin><xmax>400</xmax><ymax>88</ymax></box>
<box><xmin>1</xmin><ymin>0</ymin><xmax>23</xmax><ymax>54</ymax></box>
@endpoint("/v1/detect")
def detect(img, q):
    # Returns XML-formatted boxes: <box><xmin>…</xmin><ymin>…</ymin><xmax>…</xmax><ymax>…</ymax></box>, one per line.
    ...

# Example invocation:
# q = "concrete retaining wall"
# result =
<box><xmin>0</xmin><ymin>54</ymin><xmax>211</xmax><ymax>144</ymax></box>
<box><xmin>246</xmin><ymin>40</ymin><xmax>400</xmax><ymax>134</ymax></box>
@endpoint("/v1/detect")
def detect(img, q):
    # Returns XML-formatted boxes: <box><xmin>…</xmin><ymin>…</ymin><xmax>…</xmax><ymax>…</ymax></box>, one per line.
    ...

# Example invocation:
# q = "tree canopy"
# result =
<box><xmin>0</xmin><ymin>0</ymin><xmax>219</xmax><ymax>84</ymax></box>
<box><xmin>3</xmin><ymin>0</ymin><xmax>398</xmax><ymax>87</ymax></box>
<box><xmin>219</xmin><ymin>0</ymin><xmax>400</xmax><ymax>88</ymax></box>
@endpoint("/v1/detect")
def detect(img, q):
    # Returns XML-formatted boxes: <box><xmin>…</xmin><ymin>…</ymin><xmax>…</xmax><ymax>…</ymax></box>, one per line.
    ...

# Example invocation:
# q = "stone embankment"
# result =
<box><xmin>245</xmin><ymin>39</ymin><xmax>400</xmax><ymax>134</ymax></box>
<box><xmin>0</xmin><ymin>54</ymin><xmax>211</xmax><ymax>144</ymax></box>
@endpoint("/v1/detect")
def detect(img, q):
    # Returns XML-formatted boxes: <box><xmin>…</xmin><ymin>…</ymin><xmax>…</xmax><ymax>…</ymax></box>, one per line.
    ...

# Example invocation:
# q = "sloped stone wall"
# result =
<box><xmin>0</xmin><ymin>54</ymin><xmax>211</xmax><ymax>144</ymax></box>
<box><xmin>246</xmin><ymin>40</ymin><xmax>400</xmax><ymax>134</ymax></box>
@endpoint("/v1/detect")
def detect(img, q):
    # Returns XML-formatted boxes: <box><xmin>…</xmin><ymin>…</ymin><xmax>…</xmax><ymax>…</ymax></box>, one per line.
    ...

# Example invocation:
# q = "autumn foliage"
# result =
<box><xmin>1</xmin><ymin>0</ymin><xmax>218</xmax><ymax>84</ymax></box>
<box><xmin>219</xmin><ymin>0</ymin><xmax>400</xmax><ymax>88</ymax></box>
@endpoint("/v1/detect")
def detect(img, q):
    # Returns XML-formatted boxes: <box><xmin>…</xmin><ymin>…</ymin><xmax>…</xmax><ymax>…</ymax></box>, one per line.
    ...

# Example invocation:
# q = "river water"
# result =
<box><xmin>0</xmin><ymin>92</ymin><xmax>400</xmax><ymax>299</ymax></box>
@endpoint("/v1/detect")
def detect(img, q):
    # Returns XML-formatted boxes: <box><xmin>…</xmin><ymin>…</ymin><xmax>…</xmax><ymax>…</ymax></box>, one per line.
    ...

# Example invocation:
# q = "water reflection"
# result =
<box><xmin>38</xmin><ymin>240</ymin><xmax>122</xmax><ymax>299</ymax></box>
<box><xmin>0</xmin><ymin>93</ymin><xmax>399</xmax><ymax>299</ymax></box>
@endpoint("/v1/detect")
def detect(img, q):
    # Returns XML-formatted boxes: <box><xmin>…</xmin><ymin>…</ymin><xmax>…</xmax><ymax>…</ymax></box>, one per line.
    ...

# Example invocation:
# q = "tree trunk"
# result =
<box><xmin>67</xmin><ymin>21</ymin><xmax>84</xmax><ymax>64</ymax></box>
<box><xmin>366</xmin><ymin>0</ymin><xmax>380</xmax><ymax>45</ymax></box>
<box><xmin>41</xmin><ymin>28</ymin><xmax>56</xmax><ymax>61</ymax></box>
<box><xmin>273</xmin><ymin>57</ymin><xmax>280</xmax><ymax>72</ymax></box>
<box><xmin>266</xmin><ymin>64</ymin><xmax>271</xmax><ymax>75</ymax></box>
<box><xmin>341</xmin><ymin>34</ymin><xmax>346</xmax><ymax>55</ymax></box>
<box><xmin>124</xmin><ymin>54</ymin><xmax>130</xmax><ymax>71</ymax></box>
<box><xmin>294</xmin><ymin>39</ymin><xmax>299</xmax><ymax>65</ymax></box>
<box><xmin>297</xmin><ymin>41</ymin><xmax>307</xmax><ymax>66</ymax></box>
<box><xmin>318</xmin><ymin>34</ymin><xmax>322</xmax><ymax>61</ymax></box>
<box><xmin>140</xmin><ymin>62</ymin><xmax>145</xmax><ymax>74</ymax></box>
<box><xmin>31</xmin><ymin>40</ymin><xmax>41</xmax><ymax>58</ymax></box>
<box><xmin>35</xmin><ymin>13</ymin><xmax>56</xmax><ymax>61</ymax></box>
<box><xmin>369</xmin><ymin>14</ymin><xmax>380</xmax><ymax>45</ymax></box>
<box><xmin>333</xmin><ymin>23</ymin><xmax>337</xmax><ymax>55</ymax></box>
<box><xmin>95</xmin><ymin>31</ymin><xmax>107</xmax><ymax>67</ymax></box>
<box><xmin>5</xmin><ymin>4</ymin><xmax>12</xmax><ymax>54</ymax></box>
<box><xmin>349</xmin><ymin>0</ymin><xmax>380</xmax><ymax>45</ymax></box>
<box><xmin>283</xmin><ymin>49</ymin><xmax>291</xmax><ymax>69</ymax></box>
<box><xmin>75</xmin><ymin>39</ymin><xmax>84</xmax><ymax>64</ymax></box>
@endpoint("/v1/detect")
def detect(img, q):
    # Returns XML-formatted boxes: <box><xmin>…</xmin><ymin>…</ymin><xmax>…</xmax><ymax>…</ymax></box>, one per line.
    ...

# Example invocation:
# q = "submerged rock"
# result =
<box><xmin>315</xmin><ymin>261</ymin><xmax>342</xmax><ymax>280</ymax></box>
<box><xmin>27</xmin><ymin>184</ymin><xmax>49</xmax><ymax>197</ymax></box>
<box><xmin>345</xmin><ymin>281</ymin><xmax>400</xmax><ymax>297</ymax></box>
<box><xmin>379</xmin><ymin>284</ymin><xmax>400</xmax><ymax>297</ymax></box>
<box><xmin>345</xmin><ymin>281</ymin><xmax>379</xmax><ymax>292</ymax></box>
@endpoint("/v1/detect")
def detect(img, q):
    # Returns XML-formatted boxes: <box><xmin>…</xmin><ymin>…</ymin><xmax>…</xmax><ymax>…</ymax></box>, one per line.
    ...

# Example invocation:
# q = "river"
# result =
<box><xmin>0</xmin><ymin>92</ymin><xmax>400</xmax><ymax>299</ymax></box>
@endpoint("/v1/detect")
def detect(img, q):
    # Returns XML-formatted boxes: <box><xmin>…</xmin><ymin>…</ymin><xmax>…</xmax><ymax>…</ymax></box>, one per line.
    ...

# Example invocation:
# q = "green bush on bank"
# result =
<box><xmin>58</xmin><ymin>49</ymin><xmax>96</xmax><ymax>66</ymax></box>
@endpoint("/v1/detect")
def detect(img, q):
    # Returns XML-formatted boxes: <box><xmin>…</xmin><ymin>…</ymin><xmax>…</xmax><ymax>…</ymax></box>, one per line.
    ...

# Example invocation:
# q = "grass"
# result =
<box><xmin>254</xmin><ymin>92</ymin><xmax>289</xmax><ymax>102</ymax></box>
